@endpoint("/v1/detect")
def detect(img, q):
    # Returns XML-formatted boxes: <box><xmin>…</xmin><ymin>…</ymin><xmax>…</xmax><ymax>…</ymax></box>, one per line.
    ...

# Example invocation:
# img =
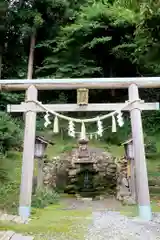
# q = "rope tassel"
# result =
<box><xmin>89</xmin><ymin>134</ymin><xmax>93</xmax><ymax>140</ymax></box>
<box><xmin>112</xmin><ymin>115</ymin><xmax>117</xmax><ymax>132</ymax></box>
<box><xmin>117</xmin><ymin>111</ymin><xmax>124</xmax><ymax>127</ymax></box>
<box><xmin>80</xmin><ymin>121</ymin><xmax>86</xmax><ymax>139</ymax></box>
<box><xmin>97</xmin><ymin>117</ymin><xmax>103</xmax><ymax>137</ymax></box>
<box><xmin>53</xmin><ymin>116</ymin><xmax>59</xmax><ymax>134</ymax></box>
<box><xmin>44</xmin><ymin>112</ymin><xmax>51</xmax><ymax>128</ymax></box>
<box><xmin>68</xmin><ymin>120</ymin><xmax>75</xmax><ymax>138</ymax></box>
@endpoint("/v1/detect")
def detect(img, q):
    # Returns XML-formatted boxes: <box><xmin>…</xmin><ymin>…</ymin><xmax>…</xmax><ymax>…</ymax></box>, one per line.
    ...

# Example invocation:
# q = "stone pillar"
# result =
<box><xmin>78</xmin><ymin>138</ymin><xmax>89</xmax><ymax>160</ymax></box>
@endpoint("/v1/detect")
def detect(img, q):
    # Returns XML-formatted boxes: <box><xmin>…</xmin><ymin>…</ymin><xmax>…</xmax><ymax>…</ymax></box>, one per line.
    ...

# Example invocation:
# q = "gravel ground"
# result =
<box><xmin>85</xmin><ymin>211</ymin><xmax>160</xmax><ymax>240</ymax></box>
<box><xmin>60</xmin><ymin>198</ymin><xmax>160</xmax><ymax>240</ymax></box>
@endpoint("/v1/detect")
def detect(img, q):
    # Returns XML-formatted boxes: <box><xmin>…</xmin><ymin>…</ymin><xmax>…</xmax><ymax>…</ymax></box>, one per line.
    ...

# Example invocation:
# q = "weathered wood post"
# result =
<box><xmin>19</xmin><ymin>85</ymin><xmax>37</xmax><ymax>220</ymax></box>
<box><xmin>34</xmin><ymin>136</ymin><xmax>50</xmax><ymax>190</ymax></box>
<box><xmin>130</xmin><ymin>159</ymin><xmax>136</xmax><ymax>202</ymax></box>
<box><xmin>129</xmin><ymin>83</ymin><xmax>152</xmax><ymax>221</ymax></box>
<box><xmin>123</xmin><ymin>139</ymin><xmax>136</xmax><ymax>200</ymax></box>
<box><xmin>37</xmin><ymin>158</ymin><xmax>44</xmax><ymax>189</ymax></box>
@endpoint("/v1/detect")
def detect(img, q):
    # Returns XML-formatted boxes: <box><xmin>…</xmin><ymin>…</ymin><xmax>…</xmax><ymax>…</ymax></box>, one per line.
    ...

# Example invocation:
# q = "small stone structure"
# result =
<box><xmin>43</xmin><ymin>139</ymin><xmax>135</xmax><ymax>202</ymax></box>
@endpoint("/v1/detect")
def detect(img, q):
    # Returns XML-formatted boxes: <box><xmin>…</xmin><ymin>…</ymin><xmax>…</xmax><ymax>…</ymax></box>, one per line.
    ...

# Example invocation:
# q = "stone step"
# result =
<box><xmin>0</xmin><ymin>231</ymin><xmax>34</xmax><ymax>240</ymax></box>
<box><xmin>0</xmin><ymin>231</ymin><xmax>15</xmax><ymax>240</ymax></box>
<box><xmin>11</xmin><ymin>233</ymin><xmax>34</xmax><ymax>240</ymax></box>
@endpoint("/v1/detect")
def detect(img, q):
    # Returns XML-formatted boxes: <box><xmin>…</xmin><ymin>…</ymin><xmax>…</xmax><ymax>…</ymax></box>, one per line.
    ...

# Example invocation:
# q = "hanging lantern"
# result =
<box><xmin>77</xmin><ymin>88</ymin><xmax>89</xmax><ymax>105</ymax></box>
<box><xmin>34</xmin><ymin>136</ymin><xmax>54</xmax><ymax>159</ymax></box>
<box><xmin>122</xmin><ymin>138</ymin><xmax>134</xmax><ymax>160</ymax></box>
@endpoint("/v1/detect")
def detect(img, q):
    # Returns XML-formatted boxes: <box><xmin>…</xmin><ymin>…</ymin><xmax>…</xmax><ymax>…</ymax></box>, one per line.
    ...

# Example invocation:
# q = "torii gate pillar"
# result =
<box><xmin>129</xmin><ymin>84</ymin><xmax>152</xmax><ymax>221</ymax></box>
<box><xmin>19</xmin><ymin>85</ymin><xmax>37</xmax><ymax>220</ymax></box>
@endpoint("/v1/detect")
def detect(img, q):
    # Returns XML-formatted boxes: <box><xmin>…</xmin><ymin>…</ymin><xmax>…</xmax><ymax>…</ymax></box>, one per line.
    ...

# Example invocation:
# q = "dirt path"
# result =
<box><xmin>60</xmin><ymin>196</ymin><xmax>122</xmax><ymax>211</ymax></box>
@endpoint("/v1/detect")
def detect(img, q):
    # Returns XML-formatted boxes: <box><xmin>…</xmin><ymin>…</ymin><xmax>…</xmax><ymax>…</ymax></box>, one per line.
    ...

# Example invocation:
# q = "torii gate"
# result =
<box><xmin>0</xmin><ymin>77</ymin><xmax>160</xmax><ymax>222</ymax></box>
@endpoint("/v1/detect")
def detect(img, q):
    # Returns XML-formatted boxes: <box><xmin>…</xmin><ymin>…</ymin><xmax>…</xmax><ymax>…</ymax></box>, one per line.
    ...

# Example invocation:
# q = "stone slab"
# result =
<box><xmin>0</xmin><ymin>232</ymin><xmax>34</xmax><ymax>240</ymax></box>
<box><xmin>0</xmin><ymin>231</ymin><xmax>15</xmax><ymax>240</ymax></box>
<box><xmin>11</xmin><ymin>233</ymin><xmax>34</xmax><ymax>240</ymax></box>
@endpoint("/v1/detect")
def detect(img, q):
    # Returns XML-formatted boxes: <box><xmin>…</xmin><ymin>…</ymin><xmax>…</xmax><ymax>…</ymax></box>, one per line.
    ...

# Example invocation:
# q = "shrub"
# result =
<box><xmin>32</xmin><ymin>188</ymin><xmax>59</xmax><ymax>208</ymax></box>
<box><xmin>145</xmin><ymin>138</ymin><xmax>157</xmax><ymax>158</ymax></box>
<box><xmin>0</xmin><ymin>151</ymin><xmax>22</xmax><ymax>214</ymax></box>
<box><xmin>0</xmin><ymin>154</ymin><xmax>10</xmax><ymax>182</ymax></box>
<box><xmin>0</xmin><ymin>181</ymin><xmax>20</xmax><ymax>214</ymax></box>
<box><xmin>103</xmin><ymin>133</ymin><xmax>121</xmax><ymax>145</ymax></box>
<box><xmin>0</xmin><ymin>111</ymin><xmax>23</xmax><ymax>153</ymax></box>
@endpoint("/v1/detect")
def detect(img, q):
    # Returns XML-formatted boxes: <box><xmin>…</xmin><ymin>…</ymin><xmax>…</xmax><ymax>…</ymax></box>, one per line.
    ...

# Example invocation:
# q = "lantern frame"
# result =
<box><xmin>122</xmin><ymin>138</ymin><xmax>134</xmax><ymax>160</ymax></box>
<box><xmin>34</xmin><ymin>136</ymin><xmax>53</xmax><ymax>159</ymax></box>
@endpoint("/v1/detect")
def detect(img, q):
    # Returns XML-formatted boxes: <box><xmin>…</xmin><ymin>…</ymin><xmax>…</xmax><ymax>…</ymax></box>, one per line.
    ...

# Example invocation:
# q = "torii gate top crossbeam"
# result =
<box><xmin>1</xmin><ymin>77</ymin><xmax>160</xmax><ymax>90</ymax></box>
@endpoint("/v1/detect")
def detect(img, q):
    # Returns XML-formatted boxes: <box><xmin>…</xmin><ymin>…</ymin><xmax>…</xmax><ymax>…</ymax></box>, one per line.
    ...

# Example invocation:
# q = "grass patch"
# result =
<box><xmin>147</xmin><ymin>159</ymin><xmax>160</xmax><ymax>173</ymax></box>
<box><xmin>44</xmin><ymin>134</ymin><xmax>124</xmax><ymax>159</ymax></box>
<box><xmin>119</xmin><ymin>199</ymin><xmax>160</xmax><ymax>217</ymax></box>
<box><xmin>46</xmin><ymin>136</ymin><xmax>76</xmax><ymax>158</ymax></box>
<box><xmin>107</xmin><ymin>144</ymin><xmax>124</xmax><ymax>157</ymax></box>
<box><xmin>0</xmin><ymin>151</ymin><xmax>22</xmax><ymax>214</ymax></box>
<box><xmin>0</xmin><ymin>203</ymin><xmax>92</xmax><ymax>240</ymax></box>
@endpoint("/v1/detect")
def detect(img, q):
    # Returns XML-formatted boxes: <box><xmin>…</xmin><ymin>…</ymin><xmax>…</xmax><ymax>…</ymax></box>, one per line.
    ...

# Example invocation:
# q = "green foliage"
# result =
<box><xmin>1</xmin><ymin>0</ymin><xmax>160</xmax><ymax>137</ymax></box>
<box><xmin>39</xmin><ymin>1</ymin><xmax>137</xmax><ymax>78</ymax></box>
<box><xmin>0</xmin><ymin>112</ymin><xmax>22</xmax><ymax>211</ymax></box>
<box><xmin>32</xmin><ymin>188</ymin><xmax>59</xmax><ymax>208</ymax></box>
<box><xmin>0</xmin><ymin>181</ymin><xmax>20</xmax><ymax>214</ymax></box>
<box><xmin>0</xmin><ymin>1</ymin><xmax>7</xmax><ymax>41</ymax></box>
<box><xmin>0</xmin><ymin>151</ymin><xmax>22</xmax><ymax>214</ymax></box>
<box><xmin>102</xmin><ymin>117</ymin><xmax>131</xmax><ymax>145</ymax></box>
<box><xmin>0</xmin><ymin>153</ymin><xmax>9</xmax><ymax>182</ymax></box>
<box><xmin>145</xmin><ymin>137</ymin><xmax>159</xmax><ymax>159</ymax></box>
<box><xmin>1</xmin><ymin>0</ymin><xmax>160</xmax><ymax>161</ymax></box>
<box><xmin>145</xmin><ymin>139</ymin><xmax>157</xmax><ymax>155</ymax></box>
<box><xmin>0</xmin><ymin>92</ymin><xmax>24</xmax><ymax>110</ymax></box>
<box><xmin>143</xmin><ymin>111</ymin><xmax>160</xmax><ymax>134</ymax></box>
<box><xmin>0</xmin><ymin>111</ymin><xmax>23</xmax><ymax>153</ymax></box>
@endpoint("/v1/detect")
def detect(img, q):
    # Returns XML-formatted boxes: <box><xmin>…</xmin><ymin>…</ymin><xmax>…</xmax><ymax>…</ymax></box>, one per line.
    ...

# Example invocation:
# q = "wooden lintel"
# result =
<box><xmin>7</xmin><ymin>102</ymin><xmax>159</xmax><ymax>113</ymax></box>
<box><xmin>1</xmin><ymin>77</ymin><xmax>160</xmax><ymax>90</ymax></box>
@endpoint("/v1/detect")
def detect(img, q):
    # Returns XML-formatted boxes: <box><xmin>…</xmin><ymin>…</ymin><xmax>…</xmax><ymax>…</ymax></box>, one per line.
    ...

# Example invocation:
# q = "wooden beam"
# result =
<box><xmin>1</xmin><ymin>77</ymin><xmax>160</xmax><ymax>90</ymax></box>
<box><xmin>7</xmin><ymin>102</ymin><xmax>159</xmax><ymax>113</ymax></box>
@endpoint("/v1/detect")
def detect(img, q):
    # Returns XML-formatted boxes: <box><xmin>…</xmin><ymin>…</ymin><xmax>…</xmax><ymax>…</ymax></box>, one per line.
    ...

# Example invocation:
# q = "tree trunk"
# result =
<box><xmin>0</xmin><ymin>55</ymin><xmax>2</xmax><ymax>79</ymax></box>
<box><xmin>0</xmin><ymin>46</ymin><xmax>2</xmax><ymax>79</ymax></box>
<box><xmin>27</xmin><ymin>31</ymin><xmax>36</xmax><ymax>79</ymax></box>
<box><xmin>23</xmin><ymin>31</ymin><xmax>36</xmax><ymax>120</ymax></box>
